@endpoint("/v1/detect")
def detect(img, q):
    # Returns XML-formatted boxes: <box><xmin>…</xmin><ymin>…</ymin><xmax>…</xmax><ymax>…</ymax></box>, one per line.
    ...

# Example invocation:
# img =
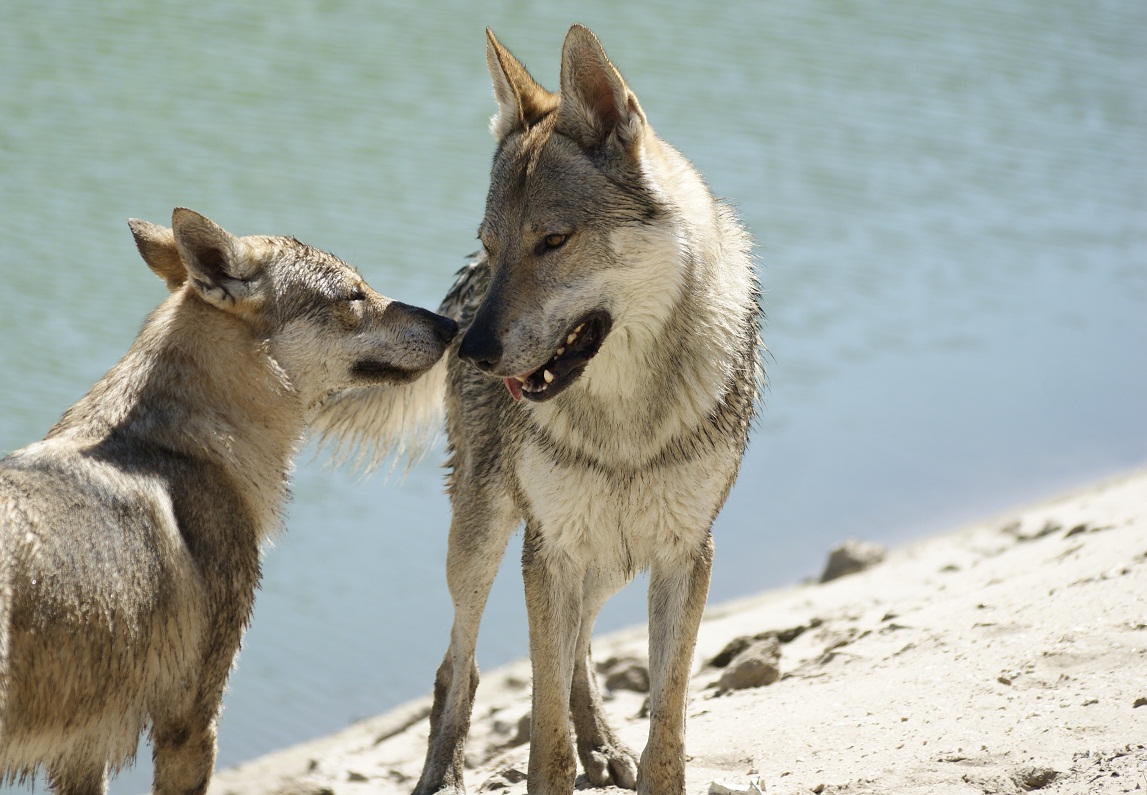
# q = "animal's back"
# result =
<box><xmin>439</xmin><ymin>254</ymin><xmax>516</xmax><ymax>486</ymax></box>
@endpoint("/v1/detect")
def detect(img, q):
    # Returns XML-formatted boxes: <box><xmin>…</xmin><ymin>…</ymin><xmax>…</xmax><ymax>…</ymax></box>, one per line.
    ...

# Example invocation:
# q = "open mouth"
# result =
<box><xmin>504</xmin><ymin>310</ymin><xmax>613</xmax><ymax>402</ymax></box>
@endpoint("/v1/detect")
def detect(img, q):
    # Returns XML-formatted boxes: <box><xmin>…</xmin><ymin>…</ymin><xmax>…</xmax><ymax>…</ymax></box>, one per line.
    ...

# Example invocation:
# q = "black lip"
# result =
<box><xmin>520</xmin><ymin>309</ymin><xmax>613</xmax><ymax>402</ymax></box>
<box><xmin>351</xmin><ymin>360</ymin><xmax>421</xmax><ymax>384</ymax></box>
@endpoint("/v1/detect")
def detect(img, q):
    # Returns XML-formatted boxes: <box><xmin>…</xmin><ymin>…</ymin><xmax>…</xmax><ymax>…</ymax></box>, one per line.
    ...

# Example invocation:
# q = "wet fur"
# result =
<box><xmin>0</xmin><ymin>209</ymin><xmax>455</xmax><ymax>795</ymax></box>
<box><xmin>316</xmin><ymin>24</ymin><xmax>762</xmax><ymax>795</ymax></box>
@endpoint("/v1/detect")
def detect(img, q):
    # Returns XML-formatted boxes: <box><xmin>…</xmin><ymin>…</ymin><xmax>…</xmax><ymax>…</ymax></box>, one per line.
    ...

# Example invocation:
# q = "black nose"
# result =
<box><xmin>458</xmin><ymin>323</ymin><xmax>503</xmax><ymax>372</ymax></box>
<box><xmin>431</xmin><ymin>313</ymin><xmax>458</xmax><ymax>345</ymax></box>
<box><xmin>401</xmin><ymin>304</ymin><xmax>457</xmax><ymax>345</ymax></box>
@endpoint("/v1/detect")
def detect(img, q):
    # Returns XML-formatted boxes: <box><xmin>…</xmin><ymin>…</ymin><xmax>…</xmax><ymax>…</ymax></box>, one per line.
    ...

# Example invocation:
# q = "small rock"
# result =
<box><xmin>776</xmin><ymin>618</ymin><xmax>822</xmax><ymax>643</ymax></box>
<box><xmin>501</xmin><ymin>767</ymin><xmax>527</xmax><ymax>784</ymax></box>
<box><xmin>820</xmin><ymin>540</ymin><xmax>887</xmax><ymax>582</ymax></box>
<box><xmin>603</xmin><ymin>657</ymin><xmax>650</xmax><ymax>693</ymax></box>
<box><xmin>717</xmin><ymin>637</ymin><xmax>781</xmax><ymax>692</ymax></box>
<box><xmin>384</xmin><ymin>769</ymin><xmax>411</xmax><ymax>784</ymax></box>
<box><xmin>481</xmin><ymin>767</ymin><xmax>528</xmax><ymax>790</ymax></box>
<box><xmin>510</xmin><ymin>711</ymin><xmax>531</xmax><ymax>745</ymax></box>
<box><xmin>709</xmin><ymin>636</ymin><xmax>755</xmax><ymax>668</ymax></box>
<box><xmin>1005</xmin><ymin>520</ymin><xmax>1063</xmax><ymax>542</ymax></box>
<box><xmin>502</xmin><ymin>673</ymin><xmax>529</xmax><ymax>690</ymax></box>
<box><xmin>710</xmin><ymin>625</ymin><xmax>810</xmax><ymax>668</ymax></box>
<box><xmin>709</xmin><ymin>775</ymin><xmax>765</xmax><ymax>795</ymax></box>
<box><xmin>1011</xmin><ymin>765</ymin><xmax>1058</xmax><ymax>790</ymax></box>
<box><xmin>491</xmin><ymin>708</ymin><xmax>531</xmax><ymax>746</ymax></box>
<box><xmin>1064</xmin><ymin>523</ymin><xmax>1090</xmax><ymax>538</ymax></box>
<box><xmin>271</xmin><ymin>785</ymin><xmax>334</xmax><ymax>795</ymax></box>
<box><xmin>347</xmin><ymin>771</ymin><xmax>368</xmax><ymax>783</ymax></box>
<box><xmin>1133</xmin><ymin>697</ymin><xmax>1147</xmax><ymax>708</ymax></box>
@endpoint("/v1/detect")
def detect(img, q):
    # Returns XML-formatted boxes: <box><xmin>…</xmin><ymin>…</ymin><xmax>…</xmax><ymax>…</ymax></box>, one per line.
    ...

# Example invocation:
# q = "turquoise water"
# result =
<box><xmin>1</xmin><ymin>1</ymin><xmax>1143</xmax><ymax>792</ymax></box>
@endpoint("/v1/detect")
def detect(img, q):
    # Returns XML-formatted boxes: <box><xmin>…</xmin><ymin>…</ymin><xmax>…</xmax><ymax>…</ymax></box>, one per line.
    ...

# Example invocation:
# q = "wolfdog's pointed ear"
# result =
<box><xmin>556</xmin><ymin>25</ymin><xmax>647</xmax><ymax>157</ymax></box>
<box><xmin>128</xmin><ymin>218</ymin><xmax>187</xmax><ymax>292</ymax></box>
<box><xmin>486</xmin><ymin>28</ymin><xmax>558</xmax><ymax>142</ymax></box>
<box><xmin>170</xmin><ymin>208</ymin><xmax>260</xmax><ymax>312</ymax></box>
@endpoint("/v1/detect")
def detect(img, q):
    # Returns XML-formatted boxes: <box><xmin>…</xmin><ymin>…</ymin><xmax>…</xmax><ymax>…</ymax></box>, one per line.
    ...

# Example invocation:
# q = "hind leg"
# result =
<box><xmin>151</xmin><ymin>709</ymin><xmax>218</xmax><ymax>795</ymax></box>
<box><xmin>47</xmin><ymin>759</ymin><xmax>107</xmax><ymax>795</ymax></box>
<box><xmin>570</xmin><ymin>570</ymin><xmax>638</xmax><ymax>789</ymax></box>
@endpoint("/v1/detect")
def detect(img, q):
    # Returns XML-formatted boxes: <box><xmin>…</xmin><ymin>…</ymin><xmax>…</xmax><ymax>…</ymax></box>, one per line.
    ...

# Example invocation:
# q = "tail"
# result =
<box><xmin>309</xmin><ymin>252</ymin><xmax>488</xmax><ymax>472</ymax></box>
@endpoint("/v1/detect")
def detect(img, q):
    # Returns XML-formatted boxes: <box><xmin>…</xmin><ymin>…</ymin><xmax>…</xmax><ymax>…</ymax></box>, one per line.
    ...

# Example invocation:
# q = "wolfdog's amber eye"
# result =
<box><xmin>543</xmin><ymin>233</ymin><xmax>568</xmax><ymax>250</ymax></box>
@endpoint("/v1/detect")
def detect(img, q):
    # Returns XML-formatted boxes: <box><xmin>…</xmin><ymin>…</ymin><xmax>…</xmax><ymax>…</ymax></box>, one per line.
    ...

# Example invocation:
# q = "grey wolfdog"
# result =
<box><xmin>316</xmin><ymin>24</ymin><xmax>762</xmax><ymax>795</ymax></box>
<box><xmin>0</xmin><ymin>209</ymin><xmax>456</xmax><ymax>795</ymax></box>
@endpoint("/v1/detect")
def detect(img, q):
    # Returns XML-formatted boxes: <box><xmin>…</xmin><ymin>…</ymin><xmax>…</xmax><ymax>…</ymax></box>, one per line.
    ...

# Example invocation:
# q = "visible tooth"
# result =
<box><xmin>515</xmin><ymin>375</ymin><xmax>528</xmax><ymax>383</ymax></box>
<box><xmin>574</xmin><ymin>323</ymin><xmax>585</xmax><ymax>333</ymax></box>
<box><xmin>556</xmin><ymin>347</ymin><xmax>565</xmax><ymax>356</ymax></box>
<box><xmin>567</xmin><ymin>332</ymin><xmax>577</xmax><ymax>345</ymax></box>
<box><xmin>543</xmin><ymin>369</ymin><xmax>554</xmax><ymax>383</ymax></box>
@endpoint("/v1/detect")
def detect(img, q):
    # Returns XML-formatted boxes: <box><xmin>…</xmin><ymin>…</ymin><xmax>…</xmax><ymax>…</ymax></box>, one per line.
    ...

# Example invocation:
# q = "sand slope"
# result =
<box><xmin>208</xmin><ymin>469</ymin><xmax>1147</xmax><ymax>795</ymax></box>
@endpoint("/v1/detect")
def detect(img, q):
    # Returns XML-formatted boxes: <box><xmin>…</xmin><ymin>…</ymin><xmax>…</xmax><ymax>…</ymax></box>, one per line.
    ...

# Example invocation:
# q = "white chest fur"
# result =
<box><xmin>516</xmin><ymin>439</ymin><xmax>728</xmax><ymax>574</ymax></box>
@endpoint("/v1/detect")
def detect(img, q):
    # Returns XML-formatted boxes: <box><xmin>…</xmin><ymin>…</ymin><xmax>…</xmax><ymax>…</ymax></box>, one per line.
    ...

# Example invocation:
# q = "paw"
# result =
<box><xmin>581</xmin><ymin>743</ymin><xmax>639</xmax><ymax>790</ymax></box>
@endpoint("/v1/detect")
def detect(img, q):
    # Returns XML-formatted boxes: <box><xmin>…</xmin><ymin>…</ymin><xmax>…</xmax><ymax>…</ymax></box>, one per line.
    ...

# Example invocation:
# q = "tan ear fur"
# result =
<box><xmin>556</xmin><ymin>24</ymin><xmax>647</xmax><ymax>155</ymax></box>
<box><xmin>128</xmin><ymin>218</ymin><xmax>187</xmax><ymax>292</ymax></box>
<box><xmin>486</xmin><ymin>27</ymin><xmax>559</xmax><ymax>141</ymax></box>
<box><xmin>170</xmin><ymin>208</ymin><xmax>260</xmax><ymax>311</ymax></box>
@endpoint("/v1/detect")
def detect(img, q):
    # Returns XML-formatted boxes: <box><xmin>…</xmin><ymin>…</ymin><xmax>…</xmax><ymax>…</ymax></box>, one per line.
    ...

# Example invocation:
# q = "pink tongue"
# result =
<box><xmin>504</xmin><ymin>377</ymin><xmax>523</xmax><ymax>402</ymax></box>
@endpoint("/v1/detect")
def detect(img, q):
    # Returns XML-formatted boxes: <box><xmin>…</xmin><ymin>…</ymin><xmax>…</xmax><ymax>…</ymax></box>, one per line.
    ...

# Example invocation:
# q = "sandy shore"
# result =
<box><xmin>208</xmin><ymin>469</ymin><xmax>1147</xmax><ymax>795</ymax></box>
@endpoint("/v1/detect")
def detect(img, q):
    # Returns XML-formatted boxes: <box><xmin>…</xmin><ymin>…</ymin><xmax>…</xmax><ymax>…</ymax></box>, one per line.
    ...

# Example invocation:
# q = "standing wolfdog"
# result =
<box><xmin>0</xmin><ymin>209</ymin><xmax>456</xmax><ymax>795</ymax></box>
<box><xmin>318</xmin><ymin>23</ymin><xmax>761</xmax><ymax>795</ymax></box>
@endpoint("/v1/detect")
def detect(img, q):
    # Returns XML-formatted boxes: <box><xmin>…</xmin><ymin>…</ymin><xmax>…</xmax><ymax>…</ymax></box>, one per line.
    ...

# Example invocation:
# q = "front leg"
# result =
<box><xmin>639</xmin><ymin>533</ymin><xmax>713</xmax><ymax>795</ymax></box>
<box><xmin>522</xmin><ymin>525</ymin><xmax>584</xmax><ymax>795</ymax></box>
